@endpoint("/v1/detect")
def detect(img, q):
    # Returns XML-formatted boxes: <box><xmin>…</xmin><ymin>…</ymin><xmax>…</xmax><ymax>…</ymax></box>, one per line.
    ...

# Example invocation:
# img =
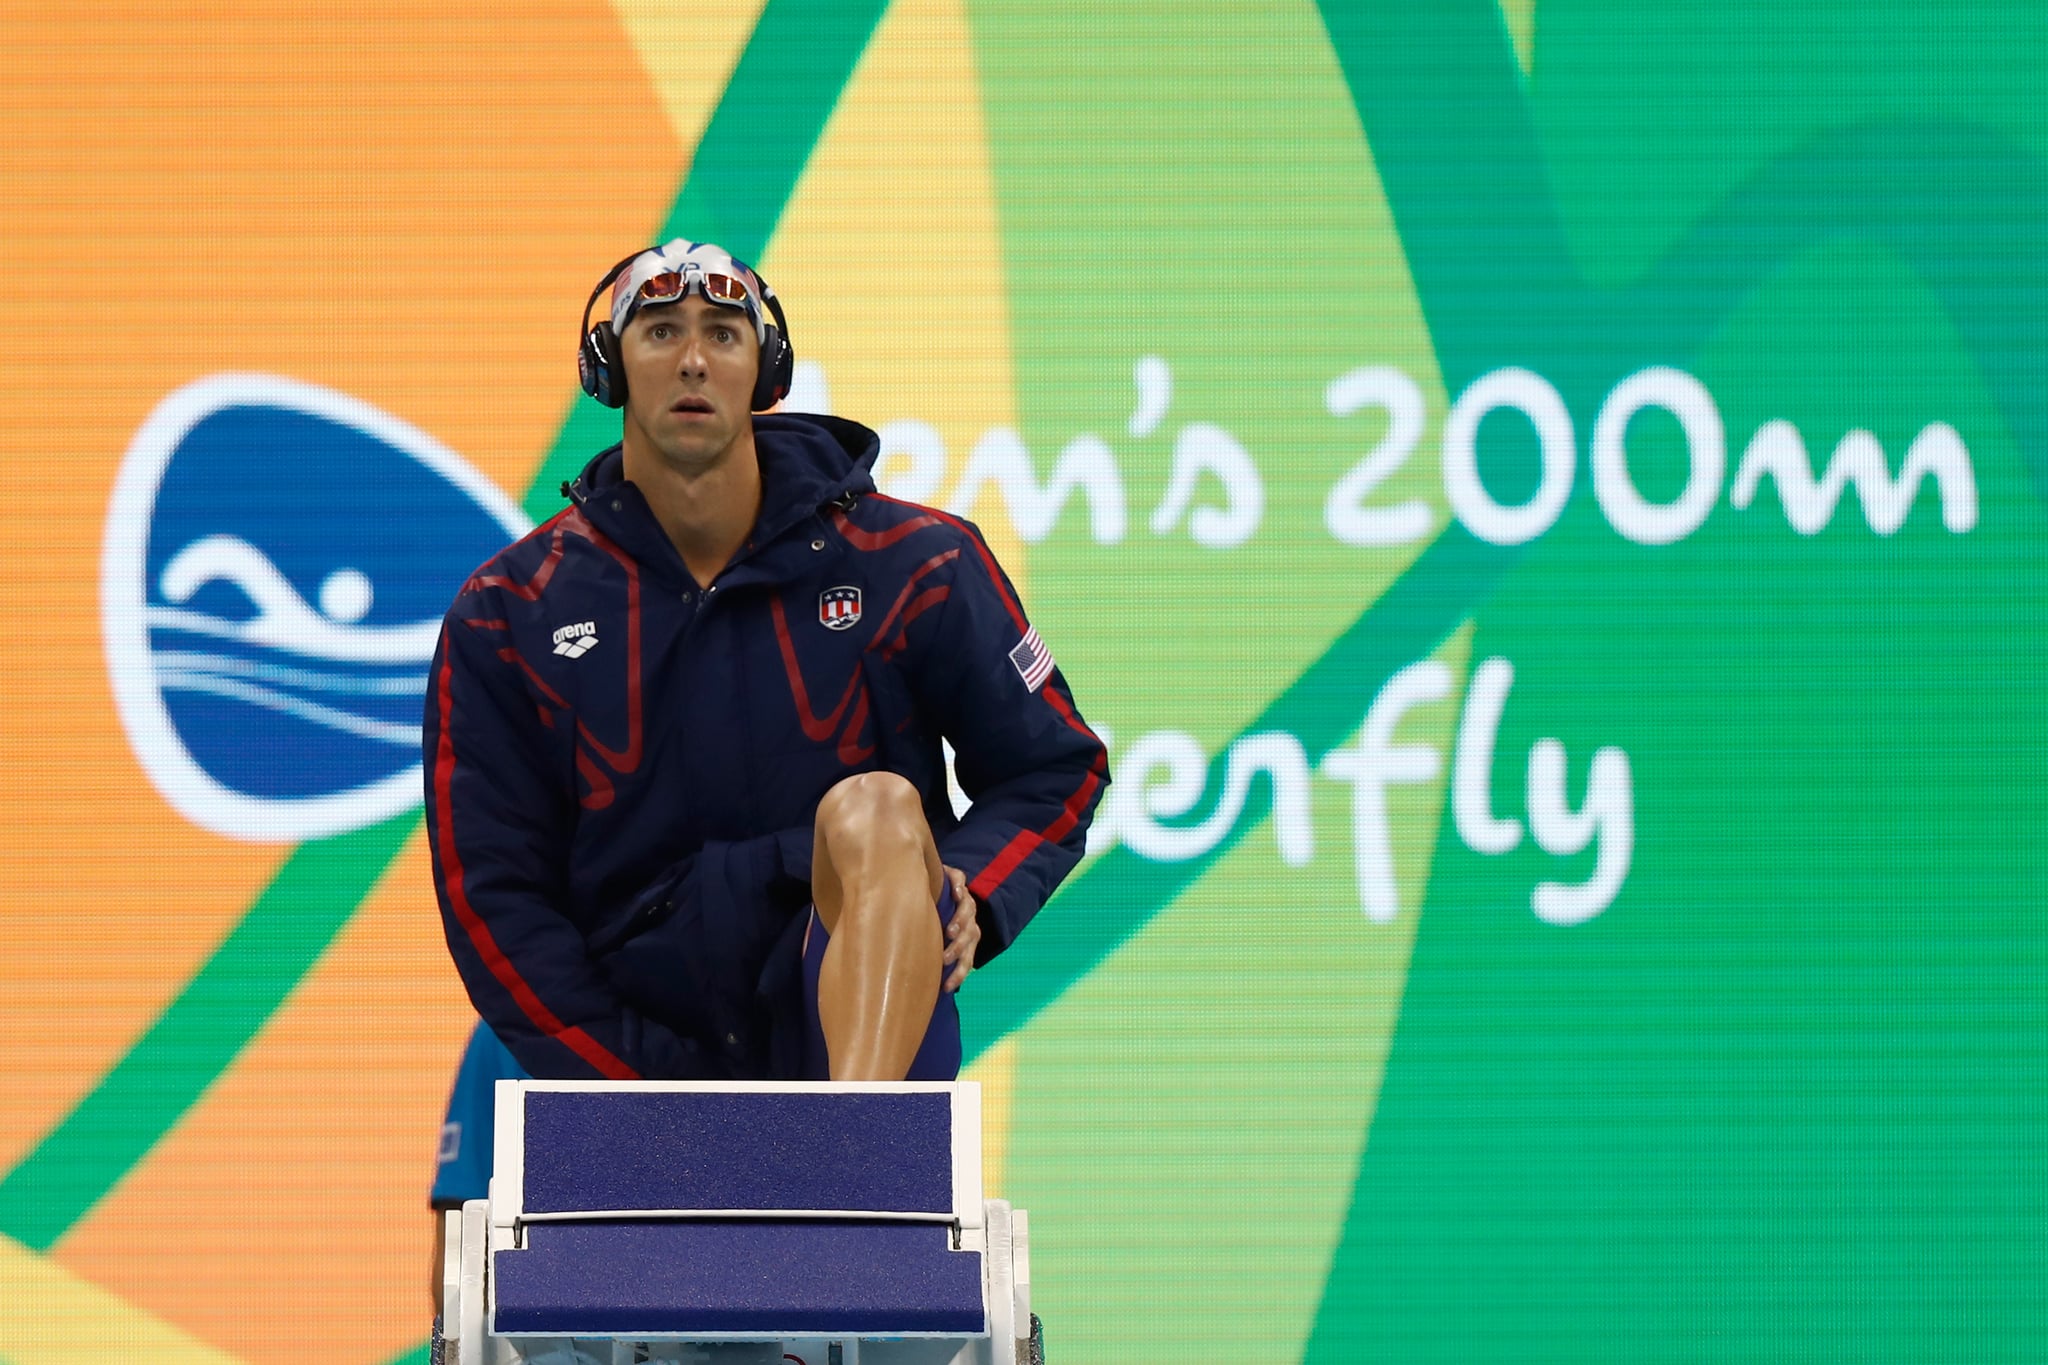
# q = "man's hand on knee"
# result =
<box><xmin>942</xmin><ymin>865</ymin><xmax>978</xmax><ymax>992</ymax></box>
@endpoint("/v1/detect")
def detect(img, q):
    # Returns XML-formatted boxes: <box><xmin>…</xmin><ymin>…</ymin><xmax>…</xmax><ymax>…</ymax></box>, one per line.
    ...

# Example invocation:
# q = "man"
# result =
<box><xmin>422</xmin><ymin>239</ymin><xmax>1105</xmax><ymax>1259</ymax></box>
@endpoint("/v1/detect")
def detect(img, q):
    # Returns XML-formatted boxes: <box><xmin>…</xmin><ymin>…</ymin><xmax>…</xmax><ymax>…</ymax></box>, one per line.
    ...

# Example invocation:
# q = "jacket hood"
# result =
<box><xmin>562</xmin><ymin>413</ymin><xmax>882</xmax><ymax>574</ymax></box>
<box><xmin>567</xmin><ymin>413</ymin><xmax>878</xmax><ymax>509</ymax></box>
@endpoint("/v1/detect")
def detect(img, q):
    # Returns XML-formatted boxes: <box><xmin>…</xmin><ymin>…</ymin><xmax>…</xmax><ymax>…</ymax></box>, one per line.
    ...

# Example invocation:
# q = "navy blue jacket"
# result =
<box><xmin>424</xmin><ymin>414</ymin><xmax>1107</xmax><ymax>1080</ymax></box>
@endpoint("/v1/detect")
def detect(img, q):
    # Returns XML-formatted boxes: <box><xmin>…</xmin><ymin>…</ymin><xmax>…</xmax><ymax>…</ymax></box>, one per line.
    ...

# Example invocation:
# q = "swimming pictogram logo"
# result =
<box><xmin>101</xmin><ymin>374</ymin><xmax>533</xmax><ymax>841</ymax></box>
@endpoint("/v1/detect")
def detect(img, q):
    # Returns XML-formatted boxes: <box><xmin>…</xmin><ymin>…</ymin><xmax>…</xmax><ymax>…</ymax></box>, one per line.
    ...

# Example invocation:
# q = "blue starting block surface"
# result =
<box><xmin>482</xmin><ymin>1083</ymin><xmax>996</xmax><ymax>1346</ymax></box>
<box><xmin>520</xmin><ymin>1088</ymin><xmax>955</xmax><ymax>1216</ymax></box>
<box><xmin>493</xmin><ymin>1219</ymin><xmax>985</xmax><ymax>1336</ymax></box>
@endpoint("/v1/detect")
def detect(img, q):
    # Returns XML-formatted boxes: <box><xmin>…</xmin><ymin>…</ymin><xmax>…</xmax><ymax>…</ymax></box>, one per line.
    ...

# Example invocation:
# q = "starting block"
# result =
<box><xmin>441</xmin><ymin>1081</ymin><xmax>1041</xmax><ymax>1364</ymax></box>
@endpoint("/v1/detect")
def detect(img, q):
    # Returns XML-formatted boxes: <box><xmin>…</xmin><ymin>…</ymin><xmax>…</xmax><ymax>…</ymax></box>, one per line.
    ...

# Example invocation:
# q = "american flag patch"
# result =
<box><xmin>1009</xmin><ymin>626</ymin><xmax>1055</xmax><ymax>692</ymax></box>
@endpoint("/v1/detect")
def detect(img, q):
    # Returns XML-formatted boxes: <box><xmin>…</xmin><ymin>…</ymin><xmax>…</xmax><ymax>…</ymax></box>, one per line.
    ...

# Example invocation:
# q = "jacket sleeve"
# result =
<box><xmin>910</xmin><ymin>520</ymin><xmax>1110</xmax><ymax>962</ymax></box>
<box><xmin>424</xmin><ymin>609</ymin><xmax>705</xmax><ymax>1080</ymax></box>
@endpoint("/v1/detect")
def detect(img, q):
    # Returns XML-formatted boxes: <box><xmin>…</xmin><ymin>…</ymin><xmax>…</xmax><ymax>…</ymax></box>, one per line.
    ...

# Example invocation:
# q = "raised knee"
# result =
<box><xmin>817</xmin><ymin>770</ymin><xmax>921</xmax><ymax>835</ymax></box>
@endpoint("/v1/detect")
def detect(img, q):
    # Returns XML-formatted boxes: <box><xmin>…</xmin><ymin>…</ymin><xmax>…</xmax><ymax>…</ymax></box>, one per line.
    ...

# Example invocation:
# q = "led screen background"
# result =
<box><xmin>1</xmin><ymin>2</ymin><xmax>2043</xmax><ymax>1360</ymax></box>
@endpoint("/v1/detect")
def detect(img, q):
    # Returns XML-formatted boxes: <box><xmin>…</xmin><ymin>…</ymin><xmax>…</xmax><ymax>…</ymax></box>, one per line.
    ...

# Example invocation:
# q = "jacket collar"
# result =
<box><xmin>563</xmin><ymin>414</ymin><xmax>880</xmax><ymax>587</ymax></box>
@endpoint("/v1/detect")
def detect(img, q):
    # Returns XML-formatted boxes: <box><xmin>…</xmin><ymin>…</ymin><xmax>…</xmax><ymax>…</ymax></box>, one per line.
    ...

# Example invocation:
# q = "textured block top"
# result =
<box><xmin>509</xmin><ymin>1085</ymin><xmax>963</xmax><ymax>1218</ymax></box>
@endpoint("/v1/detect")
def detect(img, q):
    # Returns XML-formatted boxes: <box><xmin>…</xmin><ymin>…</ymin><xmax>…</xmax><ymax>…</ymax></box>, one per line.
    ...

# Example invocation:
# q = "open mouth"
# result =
<box><xmin>671</xmin><ymin>395</ymin><xmax>714</xmax><ymax>415</ymax></box>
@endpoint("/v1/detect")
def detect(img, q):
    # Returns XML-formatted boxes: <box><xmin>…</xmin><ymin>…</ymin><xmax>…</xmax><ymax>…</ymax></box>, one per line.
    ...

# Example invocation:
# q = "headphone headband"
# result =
<box><xmin>577</xmin><ymin>250</ymin><xmax>645</xmax><ymax>352</ymax></box>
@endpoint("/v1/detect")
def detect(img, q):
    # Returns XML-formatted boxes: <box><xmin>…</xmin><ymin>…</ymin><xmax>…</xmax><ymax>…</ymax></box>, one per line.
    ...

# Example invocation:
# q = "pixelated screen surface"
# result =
<box><xmin>0</xmin><ymin>2</ymin><xmax>2043</xmax><ymax>1361</ymax></box>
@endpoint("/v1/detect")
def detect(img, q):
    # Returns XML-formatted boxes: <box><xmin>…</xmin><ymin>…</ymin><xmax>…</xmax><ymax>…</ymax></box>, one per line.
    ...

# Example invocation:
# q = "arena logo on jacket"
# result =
<box><xmin>101</xmin><ymin>374</ymin><xmax>532</xmax><ymax>842</ymax></box>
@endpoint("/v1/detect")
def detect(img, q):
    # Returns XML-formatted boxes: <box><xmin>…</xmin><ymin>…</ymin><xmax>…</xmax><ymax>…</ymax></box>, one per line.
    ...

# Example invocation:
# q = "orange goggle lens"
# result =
<box><xmin>633</xmin><ymin>269</ymin><xmax>754</xmax><ymax>308</ymax></box>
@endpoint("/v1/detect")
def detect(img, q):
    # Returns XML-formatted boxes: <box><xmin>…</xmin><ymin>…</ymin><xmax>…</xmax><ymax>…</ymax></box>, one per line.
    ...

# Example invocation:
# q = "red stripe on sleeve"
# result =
<box><xmin>433</xmin><ymin>633</ymin><xmax>640</xmax><ymax>1081</ymax></box>
<box><xmin>968</xmin><ymin>748</ymin><xmax>1108</xmax><ymax>903</ymax></box>
<box><xmin>970</xmin><ymin>830</ymin><xmax>1043</xmax><ymax>900</ymax></box>
<box><xmin>1040</xmin><ymin>765</ymin><xmax>1104</xmax><ymax>847</ymax></box>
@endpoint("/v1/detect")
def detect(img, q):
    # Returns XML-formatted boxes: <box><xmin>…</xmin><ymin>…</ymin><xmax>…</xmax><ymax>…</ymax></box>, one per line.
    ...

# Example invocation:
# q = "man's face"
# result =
<box><xmin>618</xmin><ymin>295</ymin><xmax>760</xmax><ymax>473</ymax></box>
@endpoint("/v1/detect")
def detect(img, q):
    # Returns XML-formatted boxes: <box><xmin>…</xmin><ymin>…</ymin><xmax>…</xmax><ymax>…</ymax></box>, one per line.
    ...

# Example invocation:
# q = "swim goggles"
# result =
<box><xmin>611</xmin><ymin>252</ymin><xmax>766</xmax><ymax>342</ymax></box>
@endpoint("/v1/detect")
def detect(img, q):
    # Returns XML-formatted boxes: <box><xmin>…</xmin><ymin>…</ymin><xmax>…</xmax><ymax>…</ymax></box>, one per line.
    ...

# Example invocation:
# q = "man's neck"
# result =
<box><xmin>619</xmin><ymin>430</ymin><xmax>763</xmax><ymax>589</ymax></box>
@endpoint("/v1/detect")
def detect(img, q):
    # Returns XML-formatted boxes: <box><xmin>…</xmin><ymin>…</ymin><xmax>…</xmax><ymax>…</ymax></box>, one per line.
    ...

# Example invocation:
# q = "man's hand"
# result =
<box><xmin>942</xmin><ymin>865</ymin><xmax>979</xmax><ymax>992</ymax></box>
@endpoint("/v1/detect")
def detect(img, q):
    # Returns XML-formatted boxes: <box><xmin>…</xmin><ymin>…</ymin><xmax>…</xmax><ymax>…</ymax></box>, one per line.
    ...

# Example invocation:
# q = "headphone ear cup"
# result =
<box><xmin>752</xmin><ymin>325</ymin><xmax>795</xmax><ymax>412</ymax></box>
<box><xmin>581</xmin><ymin>323</ymin><xmax>627</xmax><ymax>409</ymax></box>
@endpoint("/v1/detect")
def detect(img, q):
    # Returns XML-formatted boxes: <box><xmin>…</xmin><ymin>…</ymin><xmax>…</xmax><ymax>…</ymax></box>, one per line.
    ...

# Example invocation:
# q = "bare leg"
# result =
<box><xmin>810</xmin><ymin>772</ymin><xmax>945</xmax><ymax>1080</ymax></box>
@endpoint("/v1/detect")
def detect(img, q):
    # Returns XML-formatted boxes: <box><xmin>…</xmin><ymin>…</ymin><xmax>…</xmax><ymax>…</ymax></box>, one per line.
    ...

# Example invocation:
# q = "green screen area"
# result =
<box><xmin>975</xmin><ymin>3</ymin><xmax>2048</xmax><ymax>1358</ymax></box>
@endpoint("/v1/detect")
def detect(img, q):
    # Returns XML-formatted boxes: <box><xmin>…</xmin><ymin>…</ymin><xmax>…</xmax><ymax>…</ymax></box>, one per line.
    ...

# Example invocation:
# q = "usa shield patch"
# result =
<box><xmin>819</xmin><ymin>585</ymin><xmax>862</xmax><ymax>631</ymax></box>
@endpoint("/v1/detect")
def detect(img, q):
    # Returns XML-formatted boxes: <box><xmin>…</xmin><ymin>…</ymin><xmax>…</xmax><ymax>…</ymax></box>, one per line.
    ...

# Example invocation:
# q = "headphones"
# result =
<box><xmin>577</xmin><ymin>247</ymin><xmax>795</xmax><ymax>413</ymax></box>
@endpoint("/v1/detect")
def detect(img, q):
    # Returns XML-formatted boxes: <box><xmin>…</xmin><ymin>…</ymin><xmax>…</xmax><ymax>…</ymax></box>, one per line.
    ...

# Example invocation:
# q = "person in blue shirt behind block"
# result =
<box><xmin>422</xmin><ymin>240</ymin><xmax>1106</xmax><ymax>1313</ymax></box>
